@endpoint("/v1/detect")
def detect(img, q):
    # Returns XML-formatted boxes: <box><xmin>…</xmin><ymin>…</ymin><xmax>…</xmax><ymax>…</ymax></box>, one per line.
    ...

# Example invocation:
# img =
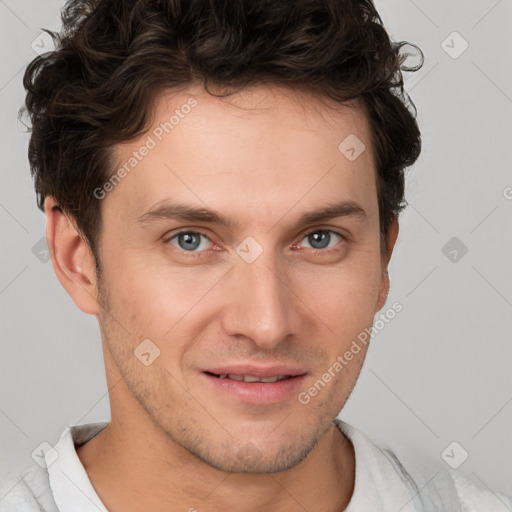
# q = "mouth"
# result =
<box><xmin>201</xmin><ymin>367</ymin><xmax>307</xmax><ymax>404</ymax></box>
<box><xmin>204</xmin><ymin>372</ymin><xmax>294</xmax><ymax>383</ymax></box>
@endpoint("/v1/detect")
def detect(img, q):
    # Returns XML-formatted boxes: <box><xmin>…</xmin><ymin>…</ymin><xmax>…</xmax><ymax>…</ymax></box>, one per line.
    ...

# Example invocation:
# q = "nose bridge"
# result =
<box><xmin>223</xmin><ymin>248</ymin><xmax>296</xmax><ymax>349</ymax></box>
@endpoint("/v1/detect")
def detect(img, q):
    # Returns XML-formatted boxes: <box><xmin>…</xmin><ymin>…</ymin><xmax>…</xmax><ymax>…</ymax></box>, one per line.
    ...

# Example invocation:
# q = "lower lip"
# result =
<box><xmin>201</xmin><ymin>372</ymin><xmax>307</xmax><ymax>404</ymax></box>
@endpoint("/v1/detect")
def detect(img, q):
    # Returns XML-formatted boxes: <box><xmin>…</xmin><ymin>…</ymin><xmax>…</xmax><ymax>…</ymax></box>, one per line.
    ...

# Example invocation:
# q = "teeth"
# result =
<box><xmin>220</xmin><ymin>374</ymin><xmax>289</xmax><ymax>383</ymax></box>
<box><xmin>242</xmin><ymin>375</ymin><xmax>261</xmax><ymax>383</ymax></box>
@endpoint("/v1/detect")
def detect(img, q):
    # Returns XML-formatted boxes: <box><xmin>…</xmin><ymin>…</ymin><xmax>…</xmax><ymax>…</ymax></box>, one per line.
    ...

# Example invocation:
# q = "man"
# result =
<box><xmin>1</xmin><ymin>0</ymin><xmax>510</xmax><ymax>510</ymax></box>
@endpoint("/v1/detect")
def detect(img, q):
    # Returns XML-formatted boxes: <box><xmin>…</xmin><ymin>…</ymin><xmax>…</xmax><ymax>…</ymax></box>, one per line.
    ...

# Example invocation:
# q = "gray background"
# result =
<box><xmin>1</xmin><ymin>0</ymin><xmax>511</xmax><ymax>500</ymax></box>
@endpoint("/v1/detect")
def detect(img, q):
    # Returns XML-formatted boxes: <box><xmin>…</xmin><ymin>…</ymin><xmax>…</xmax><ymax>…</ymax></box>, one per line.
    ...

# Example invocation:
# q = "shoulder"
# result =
<box><xmin>0</xmin><ymin>461</ymin><xmax>58</xmax><ymax>512</ymax></box>
<box><xmin>0</xmin><ymin>422</ymin><xmax>108</xmax><ymax>512</ymax></box>
<box><xmin>336</xmin><ymin>419</ymin><xmax>512</xmax><ymax>511</ymax></box>
<box><xmin>383</xmin><ymin>442</ymin><xmax>512</xmax><ymax>511</ymax></box>
<box><xmin>453</xmin><ymin>472</ymin><xmax>512</xmax><ymax>512</ymax></box>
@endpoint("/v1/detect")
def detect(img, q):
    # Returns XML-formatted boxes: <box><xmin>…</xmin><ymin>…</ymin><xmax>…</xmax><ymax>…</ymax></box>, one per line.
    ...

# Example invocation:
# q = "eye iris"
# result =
<box><xmin>308</xmin><ymin>231</ymin><xmax>330</xmax><ymax>249</ymax></box>
<box><xmin>178</xmin><ymin>232</ymin><xmax>201</xmax><ymax>251</ymax></box>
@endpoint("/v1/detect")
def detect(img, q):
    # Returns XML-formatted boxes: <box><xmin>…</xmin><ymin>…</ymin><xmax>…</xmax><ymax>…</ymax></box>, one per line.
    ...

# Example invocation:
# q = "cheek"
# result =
<box><xmin>292</xmin><ymin>259</ymin><xmax>382</xmax><ymax>333</ymax></box>
<box><xmin>107</xmin><ymin>248</ymin><xmax>216</xmax><ymax>323</ymax></box>
<box><xmin>104</xmin><ymin>259</ymin><xmax>230</xmax><ymax>372</ymax></box>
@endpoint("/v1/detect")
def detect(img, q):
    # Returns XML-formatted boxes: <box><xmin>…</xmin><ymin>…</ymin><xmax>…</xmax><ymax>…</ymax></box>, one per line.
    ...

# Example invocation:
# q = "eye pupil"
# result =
<box><xmin>178</xmin><ymin>232</ymin><xmax>201</xmax><ymax>251</ymax></box>
<box><xmin>308</xmin><ymin>231</ymin><xmax>330</xmax><ymax>249</ymax></box>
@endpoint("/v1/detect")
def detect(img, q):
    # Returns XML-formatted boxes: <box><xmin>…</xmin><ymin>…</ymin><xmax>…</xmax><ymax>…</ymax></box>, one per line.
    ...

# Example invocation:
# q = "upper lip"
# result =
<box><xmin>203</xmin><ymin>364</ymin><xmax>307</xmax><ymax>378</ymax></box>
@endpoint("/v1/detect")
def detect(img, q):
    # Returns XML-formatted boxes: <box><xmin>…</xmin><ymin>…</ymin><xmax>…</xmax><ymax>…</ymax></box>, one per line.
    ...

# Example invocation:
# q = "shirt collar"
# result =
<box><xmin>47</xmin><ymin>422</ymin><xmax>109</xmax><ymax>512</ymax></box>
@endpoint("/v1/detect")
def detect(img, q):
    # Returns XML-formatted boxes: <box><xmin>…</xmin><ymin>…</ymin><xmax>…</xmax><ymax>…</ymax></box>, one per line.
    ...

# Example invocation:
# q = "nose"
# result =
<box><xmin>221</xmin><ymin>248</ymin><xmax>299</xmax><ymax>350</ymax></box>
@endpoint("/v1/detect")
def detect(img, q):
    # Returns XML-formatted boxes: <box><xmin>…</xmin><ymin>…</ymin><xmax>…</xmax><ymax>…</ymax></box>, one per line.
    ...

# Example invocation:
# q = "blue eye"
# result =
<box><xmin>301</xmin><ymin>230</ymin><xmax>342</xmax><ymax>250</ymax></box>
<box><xmin>165</xmin><ymin>229</ymin><xmax>344</xmax><ymax>256</ymax></box>
<box><xmin>168</xmin><ymin>231</ymin><xmax>211</xmax><ymax>252</ymax></box>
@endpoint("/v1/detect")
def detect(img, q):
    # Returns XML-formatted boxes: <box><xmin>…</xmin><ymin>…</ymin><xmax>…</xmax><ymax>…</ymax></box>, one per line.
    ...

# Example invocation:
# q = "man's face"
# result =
<box><xmin>94</xmin><ymin>85</ymin><xmax>392</xmax><ymax>473</ymax></box>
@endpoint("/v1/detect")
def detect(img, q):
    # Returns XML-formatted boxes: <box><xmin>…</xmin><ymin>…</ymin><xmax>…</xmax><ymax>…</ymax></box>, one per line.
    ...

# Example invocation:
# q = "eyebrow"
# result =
<box><xmin>135</xmin><ymin>199</ymin><xmax>367</xmax><ymax>231</ymax></box>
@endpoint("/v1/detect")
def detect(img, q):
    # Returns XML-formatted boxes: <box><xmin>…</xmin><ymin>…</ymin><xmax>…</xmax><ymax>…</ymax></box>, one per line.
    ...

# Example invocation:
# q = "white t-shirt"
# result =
<box><xmin>0</xmin><ymin>419</ymin><xmax>510</xmax><ymax>511</ymax></box>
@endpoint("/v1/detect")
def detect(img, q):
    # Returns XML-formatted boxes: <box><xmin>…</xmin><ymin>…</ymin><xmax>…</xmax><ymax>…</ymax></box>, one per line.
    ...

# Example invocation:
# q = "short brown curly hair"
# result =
<box><xmin>22</xmin><ymin>0</ymin><xmax>422</xmax><ymax>273</ymax></box>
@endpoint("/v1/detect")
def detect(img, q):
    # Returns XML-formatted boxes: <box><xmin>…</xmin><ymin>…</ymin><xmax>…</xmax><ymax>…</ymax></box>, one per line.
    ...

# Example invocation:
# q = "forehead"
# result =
<box><xmin>106</xmin><ymin>84</ymin><xmax>377</xmax><ymax>230</ymax></box>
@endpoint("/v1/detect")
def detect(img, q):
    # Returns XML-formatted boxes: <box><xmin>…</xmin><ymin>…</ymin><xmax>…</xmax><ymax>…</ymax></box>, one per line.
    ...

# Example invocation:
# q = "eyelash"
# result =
<box><xmin>164</xmin><ymin>228</ymin><xmax>346</xmax><ymax>259</ymax></box>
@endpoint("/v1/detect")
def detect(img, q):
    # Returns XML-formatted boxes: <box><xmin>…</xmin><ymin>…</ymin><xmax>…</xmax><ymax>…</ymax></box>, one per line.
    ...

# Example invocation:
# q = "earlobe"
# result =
<box><xmin>44</xmin><ymin>196</ymin><xmax>101</xmax><ymax>316</ymax></box>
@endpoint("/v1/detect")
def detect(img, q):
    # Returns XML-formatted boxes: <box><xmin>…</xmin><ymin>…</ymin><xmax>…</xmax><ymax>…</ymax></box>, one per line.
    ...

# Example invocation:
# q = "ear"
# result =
<box><xmin>376</xmin><ymin>217</ymin><xmax>399</xmax><ymax>312</ymax></box>
<box><xmin>44</xmin><ymin>196</ymin><xmax>101</xmax><ymax>316</ymax></box>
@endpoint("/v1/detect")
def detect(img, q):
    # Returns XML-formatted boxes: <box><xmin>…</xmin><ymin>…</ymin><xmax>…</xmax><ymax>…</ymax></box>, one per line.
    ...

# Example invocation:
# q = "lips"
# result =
<box><xmin>203</xmin><ymin>364</ymin><xmax>307</xmax><ymax>381</ymax></box>
<box><xmin>201</xmin><ymin>364</ymin><xmax>307</xmax><ymax>404</ymax></box>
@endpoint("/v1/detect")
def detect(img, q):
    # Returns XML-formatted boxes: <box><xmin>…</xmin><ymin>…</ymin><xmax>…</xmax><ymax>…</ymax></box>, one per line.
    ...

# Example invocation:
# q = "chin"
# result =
<box><xmin>194</xmin><ymin>444</ymin><xmax>315</xmax><ymax>474</ymax></box>
<box><xmin>180</xmin><ymin>427</ymin><xmax>323</xmax><ymax>474</ymax></box>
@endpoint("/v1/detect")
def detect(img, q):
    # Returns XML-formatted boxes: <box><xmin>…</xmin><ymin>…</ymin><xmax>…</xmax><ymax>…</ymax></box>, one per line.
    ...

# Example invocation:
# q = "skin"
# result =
<box><xmin>45</xmin><ymin>83</ymin><xmax>398</xmax><ymax>512</ymax></box>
